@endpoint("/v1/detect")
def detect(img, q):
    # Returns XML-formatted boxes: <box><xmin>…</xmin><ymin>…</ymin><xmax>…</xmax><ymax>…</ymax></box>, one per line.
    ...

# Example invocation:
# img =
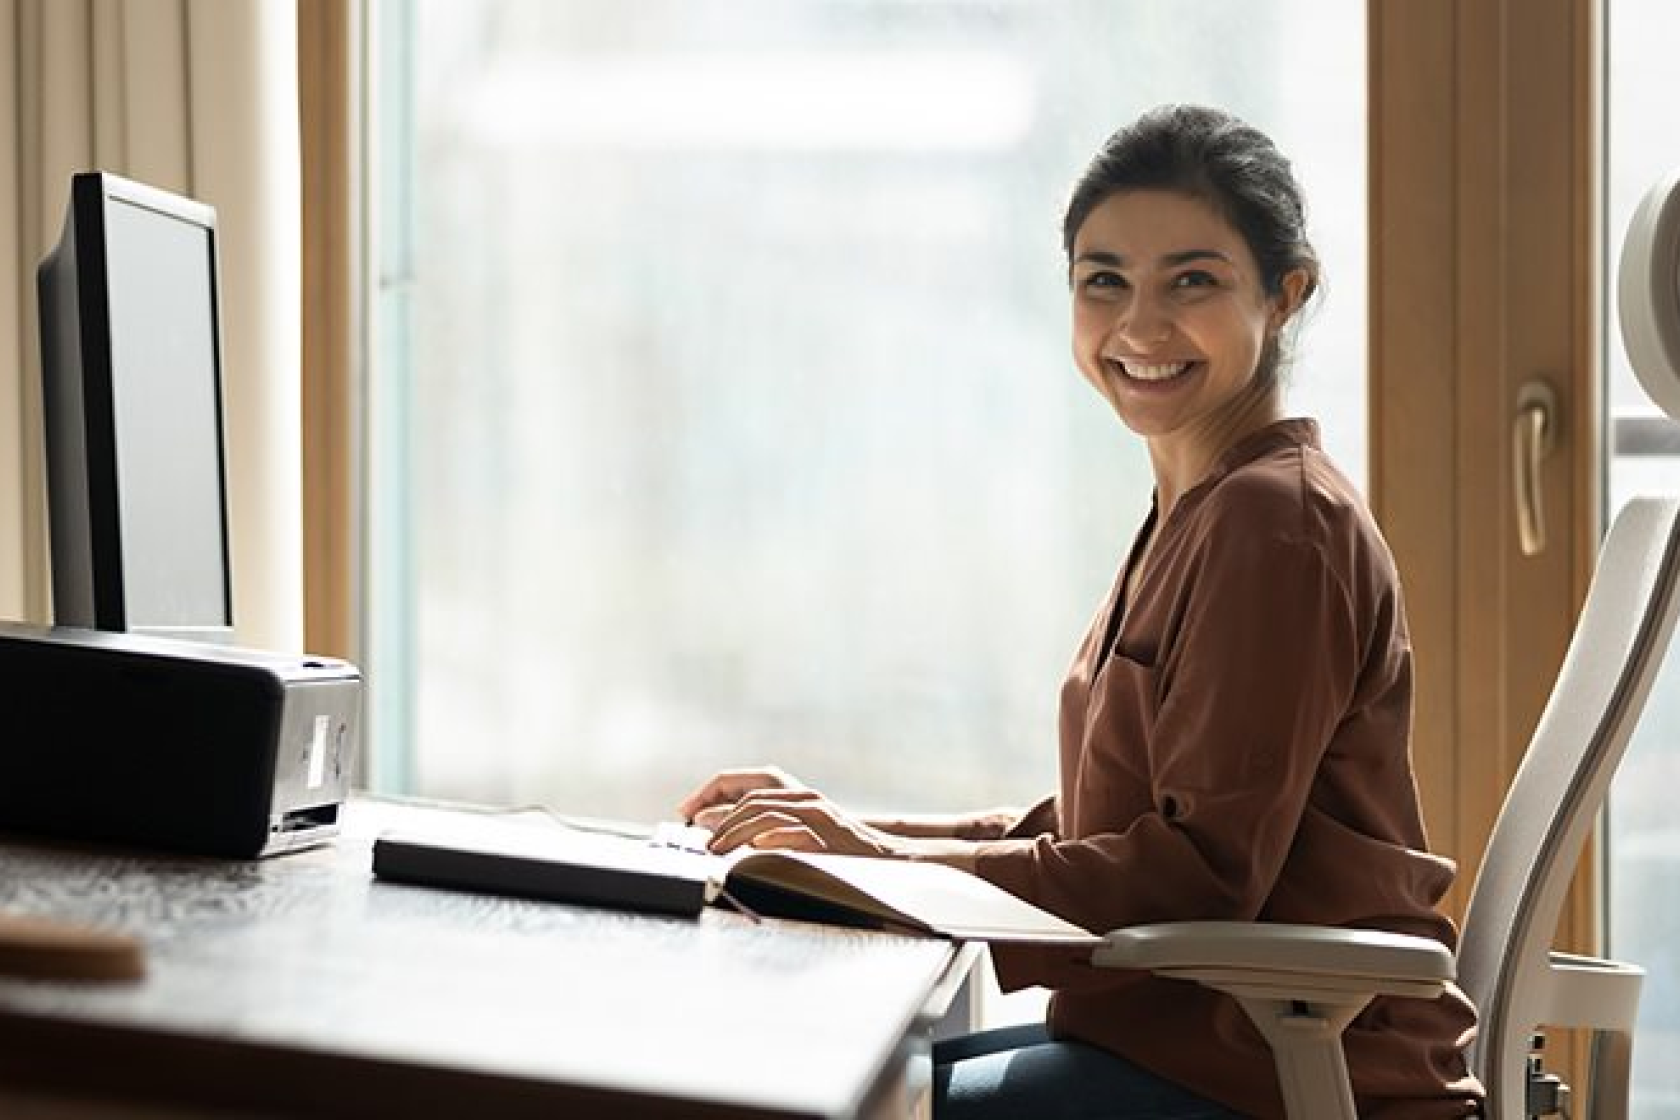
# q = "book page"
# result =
<box><xmin>726</xmin><ymin>850</ymin><xmax>1100</xmax><ymax>945</ymax></box>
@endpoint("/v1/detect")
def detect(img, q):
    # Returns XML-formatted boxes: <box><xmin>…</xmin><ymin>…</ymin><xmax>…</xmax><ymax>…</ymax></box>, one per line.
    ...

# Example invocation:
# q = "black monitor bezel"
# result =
<box><xmin>38</xmin><ymin>171</ymin><xmax>236</xmax><ymax>641</ymax></box>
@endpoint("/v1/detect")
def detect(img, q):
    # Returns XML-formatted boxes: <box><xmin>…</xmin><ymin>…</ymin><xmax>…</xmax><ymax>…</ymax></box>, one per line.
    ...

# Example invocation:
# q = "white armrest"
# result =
<box><xmin>1094</xmin><ymin>921</ymin><xmax>1454</xmax><ymax>1001</ymax></box>
<box><xmin>1526</xmin><ymin>952</ymin><xmax>1645</xmax><ymax>1120</ymax></box>
<box><xmin>1095</xmin><ymin>922</ymin><xmax>1455</xmax><ymax>1120</ymax></box>
<box><xmin>1537</xmin><ymin>950</ymin><xmax>1644</xmax><ymax>1032</ymax></box>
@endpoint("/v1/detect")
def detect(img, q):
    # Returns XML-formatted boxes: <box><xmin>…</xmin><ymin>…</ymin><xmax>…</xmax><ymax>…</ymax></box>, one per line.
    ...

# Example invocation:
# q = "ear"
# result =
<box><xmin>1269</xmin><ymin>268</ymin><xmax>1312</xmax><ymax>332</ymax></box>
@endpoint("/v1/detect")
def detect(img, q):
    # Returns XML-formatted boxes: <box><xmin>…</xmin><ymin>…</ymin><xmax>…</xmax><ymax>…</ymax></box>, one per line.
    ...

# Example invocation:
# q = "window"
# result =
<box><xmin>1606</xmin><ymin>1</ymin><xmax>1680</xmax><ymax>1112</ymax></box>
<box><xmin>368</xmin><ymin>0</ymin><xmax>1366</xmax><ymax>822</ymax></box>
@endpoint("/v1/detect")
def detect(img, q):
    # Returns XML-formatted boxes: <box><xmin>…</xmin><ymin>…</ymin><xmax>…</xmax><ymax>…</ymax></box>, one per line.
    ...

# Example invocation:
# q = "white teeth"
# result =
<box><xmin>1120</xmin><ymin>360</ymin><xmax>1192</xmax><ymax>382</ymax></box>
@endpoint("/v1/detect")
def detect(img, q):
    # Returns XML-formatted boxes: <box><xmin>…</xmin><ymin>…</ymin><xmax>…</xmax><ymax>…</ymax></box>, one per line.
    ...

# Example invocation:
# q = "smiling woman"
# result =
<box><xmin>367</xmin><ymin>0</ymin><xmax>1367</xmax><ymax>829</ymax></box>
<box><xmin>677</xmin><ymin>105</ymin><xmax>1479</xmax><ymax>1119</ymax></box>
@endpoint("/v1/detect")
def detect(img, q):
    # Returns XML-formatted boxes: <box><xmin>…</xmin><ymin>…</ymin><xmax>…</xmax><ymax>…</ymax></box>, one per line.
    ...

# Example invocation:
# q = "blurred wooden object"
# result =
<box><xmin>0</xmin><ymin>913</ymin><xmax>143</xmax><ymax>983</ymax></box>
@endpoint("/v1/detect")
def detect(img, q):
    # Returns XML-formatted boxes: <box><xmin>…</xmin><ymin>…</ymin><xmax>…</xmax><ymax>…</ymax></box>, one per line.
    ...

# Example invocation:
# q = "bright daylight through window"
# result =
<box><xmin>369</xmin><ymin>1</ymin><xmax>1366</xmax><ymax>822</ymax></box>
<box><xmin>1605</xmin><ymin>2</ymin><xmax>1680</xmax><ymax>1113</ymax></box>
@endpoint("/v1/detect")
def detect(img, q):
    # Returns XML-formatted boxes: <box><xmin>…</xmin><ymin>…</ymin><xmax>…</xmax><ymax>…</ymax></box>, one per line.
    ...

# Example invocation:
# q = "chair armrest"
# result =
<box><xmin>1093</xmin><ymin>921</ymin><xmax>1454</xmax><ymax>1001</ymax></box>
<box><xmin>1095</xmin><ymin>922</ymin><xmax>1455</xmax><ymax>1120</ymax></box>
<box><xmin>1537</xmin><ymin>950</ymin><xmax>1644</xmax><ymax>1032</ymax></box>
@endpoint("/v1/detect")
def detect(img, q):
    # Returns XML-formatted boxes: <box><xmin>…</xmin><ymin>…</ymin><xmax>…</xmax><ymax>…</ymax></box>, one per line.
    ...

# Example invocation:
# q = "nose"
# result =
<box><xmin>1111</xmin><ymin>290</ymin><xmax>1172</xmax><ymax>351</ymax></box>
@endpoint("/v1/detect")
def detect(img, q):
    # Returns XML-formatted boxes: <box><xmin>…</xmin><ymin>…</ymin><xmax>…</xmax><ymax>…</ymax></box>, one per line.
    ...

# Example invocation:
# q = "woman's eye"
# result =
<box><xmin>1083</xmin><ymin>270</ymin><xmax>1126</xmax><ymax>291</ymax></box>
<box><xmin>1172</xmin><ymin>269</ymin><xmax>1218</xmax><ymax>290</ymax></box>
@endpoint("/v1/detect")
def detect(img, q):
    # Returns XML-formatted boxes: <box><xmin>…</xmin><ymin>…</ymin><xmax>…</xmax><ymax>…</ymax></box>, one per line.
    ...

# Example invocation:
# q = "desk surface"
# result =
<box><xmin>0</xmin><ymin>797</ymin><xmax>963</xmax><ymax>1118</ymax></box>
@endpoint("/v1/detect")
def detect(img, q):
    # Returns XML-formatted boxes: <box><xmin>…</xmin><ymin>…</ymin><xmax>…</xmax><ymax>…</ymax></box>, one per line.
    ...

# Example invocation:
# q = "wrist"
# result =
<box><xmin>864</xmin><ymin>808</ymin><xmax>1021</xmax><ymax>842</ymax></box>
<box><xmin>898</xmin><ymin>835</ymin><xmax>981</xmax><ymax>874</ymax></box>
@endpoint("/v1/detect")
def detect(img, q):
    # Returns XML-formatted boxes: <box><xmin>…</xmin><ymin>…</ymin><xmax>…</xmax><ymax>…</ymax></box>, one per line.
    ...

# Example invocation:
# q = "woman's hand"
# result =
<box><xmin>676</xmin><ymin>766</ymin><xmax>810</xmax><ymax>831</ymax></box>
<box><xmin>676</xmin><ymin>767</ymin><xmax>986</xmax><ymax>867</ymax></box>
<box><xmin>705</xmin><ymin>788</ymin><xmax>905</xmax><ymax>858</ymax></box>
<box><xmin>676</xmin><ymin>767</ymin><xmax>904</xmax><ymax>858</ymax></box>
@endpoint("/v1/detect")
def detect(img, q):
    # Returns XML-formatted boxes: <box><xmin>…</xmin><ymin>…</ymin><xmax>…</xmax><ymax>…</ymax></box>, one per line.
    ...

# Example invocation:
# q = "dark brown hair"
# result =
<box><xmin>1063</xmin><ymin>104</ymin><xmax>1321</xmax><ymax>307</ymax></box>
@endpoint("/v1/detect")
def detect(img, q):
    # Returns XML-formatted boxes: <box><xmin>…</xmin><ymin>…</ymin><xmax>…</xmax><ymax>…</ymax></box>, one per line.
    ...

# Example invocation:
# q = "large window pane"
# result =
<box><xmin>1607</xmin><ymin>3</ymin><xmax>1680</xmax><ymax>1115</ymax></box>
<box><xmin>371</xmin><ymin>1</ymin><xmax>1366</xmax><ymax>822</ymax></box>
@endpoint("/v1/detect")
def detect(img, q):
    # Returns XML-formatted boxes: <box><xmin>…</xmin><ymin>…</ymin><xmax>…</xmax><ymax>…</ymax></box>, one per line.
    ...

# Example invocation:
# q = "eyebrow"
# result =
<box><xmin>1073</xmin><ymin>248</ymin><xmax>1234</xmax><ymax>269</ymax></box>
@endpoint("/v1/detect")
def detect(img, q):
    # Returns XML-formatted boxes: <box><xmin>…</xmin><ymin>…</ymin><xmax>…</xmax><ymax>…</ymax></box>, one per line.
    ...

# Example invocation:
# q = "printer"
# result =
<box><xmin>0</xmin><ymin>622</ymin><xmax>359</xmax><ymax>858</ymax></box>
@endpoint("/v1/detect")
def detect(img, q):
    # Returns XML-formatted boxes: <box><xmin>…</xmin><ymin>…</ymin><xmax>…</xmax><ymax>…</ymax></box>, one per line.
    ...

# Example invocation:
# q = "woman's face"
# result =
<box><xmin>1069</xmin><ymin>189</ymin><xmax>1300</xmax><ymax>451</ymax></box>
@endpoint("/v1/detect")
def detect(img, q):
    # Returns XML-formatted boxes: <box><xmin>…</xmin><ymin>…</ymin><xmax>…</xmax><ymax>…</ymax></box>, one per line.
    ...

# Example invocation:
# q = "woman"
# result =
<box><xmin>679</xmin><ymin>105</ymin><xmax>1483</xmax><ymax>1119</ymax></box>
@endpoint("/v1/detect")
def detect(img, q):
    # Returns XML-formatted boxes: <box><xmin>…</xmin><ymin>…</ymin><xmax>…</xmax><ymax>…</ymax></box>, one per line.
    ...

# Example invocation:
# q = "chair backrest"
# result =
<box><xmin>1456</xmin><ymin>496</ymin><xmax>1680</xmax><ymax>1115</ymax></box>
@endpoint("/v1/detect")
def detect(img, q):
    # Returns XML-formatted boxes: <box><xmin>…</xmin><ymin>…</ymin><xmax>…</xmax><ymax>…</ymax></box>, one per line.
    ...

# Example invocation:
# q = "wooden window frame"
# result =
<box><xmin>299</xmin><ymin>0</ymin><xmax>360</xmax><ymax>662</ymax></box>
<box><xmin>1370</xmin><ymin>0</ymin><xmax>1601</xmax><ymax>1090</ymax></box>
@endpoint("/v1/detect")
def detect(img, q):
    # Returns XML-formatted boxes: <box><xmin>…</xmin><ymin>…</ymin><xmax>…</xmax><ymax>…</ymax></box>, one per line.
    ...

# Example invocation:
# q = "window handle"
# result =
<box><xmin>1514</xmin><ymin>380</ymin><xmax>1559</xmax><ymax>557</ymax></box>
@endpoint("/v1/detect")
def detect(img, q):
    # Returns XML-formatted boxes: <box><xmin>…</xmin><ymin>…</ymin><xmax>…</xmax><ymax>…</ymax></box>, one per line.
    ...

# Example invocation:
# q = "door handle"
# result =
<box><xmin>1513</xmin><ymin>380</ymin><xmax>1558</xmax><ymax>557</ymax></box>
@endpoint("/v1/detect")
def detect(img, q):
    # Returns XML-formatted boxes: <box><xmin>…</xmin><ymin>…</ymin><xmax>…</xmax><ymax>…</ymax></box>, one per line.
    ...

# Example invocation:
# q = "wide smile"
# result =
<box><xmin>1105</xmin><ymin>358</ymin><xmax>1204</xmax><ymax>385</ymax></box>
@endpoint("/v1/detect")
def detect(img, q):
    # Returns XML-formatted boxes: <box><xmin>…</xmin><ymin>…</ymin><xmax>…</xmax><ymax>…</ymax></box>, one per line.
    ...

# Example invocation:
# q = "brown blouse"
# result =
<box><xmin>973</xmin><ymin>419</ymin><xmax>1484</xmax><ymax>1119</ymax></box>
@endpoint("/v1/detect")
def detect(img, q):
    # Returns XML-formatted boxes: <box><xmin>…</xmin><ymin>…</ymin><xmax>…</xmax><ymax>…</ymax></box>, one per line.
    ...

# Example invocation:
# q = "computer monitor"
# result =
<box><xmin>37</xmin><ymin>171</ymin><xmax>235</xmax><ymax>642</ymax></box>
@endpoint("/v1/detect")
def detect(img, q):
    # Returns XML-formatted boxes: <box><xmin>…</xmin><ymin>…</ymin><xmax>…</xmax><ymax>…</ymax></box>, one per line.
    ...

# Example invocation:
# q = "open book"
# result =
<box><xmin>371</xmin><ymin>817</ymin><xmax>1100</xmax><ymax>947</ymax></box>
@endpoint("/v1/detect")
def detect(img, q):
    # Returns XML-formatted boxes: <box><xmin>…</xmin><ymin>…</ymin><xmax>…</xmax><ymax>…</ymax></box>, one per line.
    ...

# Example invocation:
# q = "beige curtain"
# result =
<box><xmin>0</xmin><ymin>0</ymin><xmax>303</xmax><ymax>651</ymax></box>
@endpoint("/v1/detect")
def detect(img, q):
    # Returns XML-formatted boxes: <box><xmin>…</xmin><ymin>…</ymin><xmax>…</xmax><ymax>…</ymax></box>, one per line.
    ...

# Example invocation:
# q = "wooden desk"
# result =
<box><xmin>0</xmin><ymin>797</ymin><xmax>976</xmax><ymax>1118</ymax></box>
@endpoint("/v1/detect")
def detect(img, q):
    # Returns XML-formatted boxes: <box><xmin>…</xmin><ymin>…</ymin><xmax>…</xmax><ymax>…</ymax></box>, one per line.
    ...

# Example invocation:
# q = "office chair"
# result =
<box><xmin>1093</xmin><ymin>494</ymin><xmax>1680</xmax><ymax>1118</ymax></box>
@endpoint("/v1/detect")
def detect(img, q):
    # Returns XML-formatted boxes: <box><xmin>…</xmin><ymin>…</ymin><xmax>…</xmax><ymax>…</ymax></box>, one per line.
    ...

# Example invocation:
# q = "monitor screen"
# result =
<box><xmin>37</xmin><ymin>172</ymin><xmax>234</xmax><ymax>641</ymax></box>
